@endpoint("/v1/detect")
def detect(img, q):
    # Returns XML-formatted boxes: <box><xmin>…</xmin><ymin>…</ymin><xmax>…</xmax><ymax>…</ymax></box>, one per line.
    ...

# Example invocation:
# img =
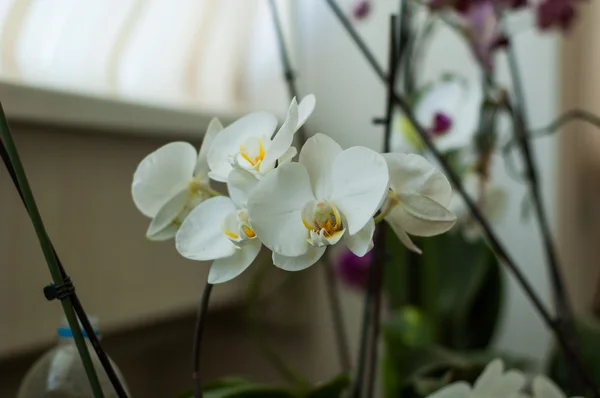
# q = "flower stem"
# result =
<box><xmin>323</xmin><ymin>258</ymin><xmax>352</xmax><ymax>372</ymax></box>
<box><xmin>246</xmin><ymin>264</ymin><xmax>311</xmax><ymax>393</ymax></box>
<box><xmin>267</xmin><ymin>0</ymin><xmax>306</xmax><ymax>145</ymax></box>
<box><xmin>268</xmin><ymin>0</ymin><xmax>352</xmax><ymax>376</ymax></box>
<box><xmin>192</xmin><ymin>282</ymin><xmax>213</xmax><ymax>398</ymax></box>
<box><xmin>0</xmin><ymin>133</ymin><xmax>128</xmax><ymax>398</ymax></box>
<box><xmin>0</xmin><ymin>104</ymin><xmax>105</xmax><ymax>398</ymax></box>
<box><xmin>322</xmin><ymin>2</ymin><xmax>600</xmax><ymax>396</ymax></box>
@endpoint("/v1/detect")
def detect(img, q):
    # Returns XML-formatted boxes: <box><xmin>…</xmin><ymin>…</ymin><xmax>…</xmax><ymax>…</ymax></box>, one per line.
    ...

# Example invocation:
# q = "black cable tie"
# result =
<box><xmin>44</xmin><ymin>277</ymin><xmax>75</xmax><ymax>301</ymax></box>
<box><xmin>372</xmin><ymin>117</ymin><xmax>388</xmax><ymax>125</ymax></box>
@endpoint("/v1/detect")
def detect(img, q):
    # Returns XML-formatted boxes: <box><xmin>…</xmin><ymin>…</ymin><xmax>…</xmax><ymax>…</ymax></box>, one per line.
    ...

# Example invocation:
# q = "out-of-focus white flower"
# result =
<box><xmin>132</xmin><ymin>119</ymin><xmax>223</xmax><ymax>240</ymax></box>
<box><xmin>247</xmin><ymin>133</ymin><xmax>389</xmax><ymax>271</ymax></box>
<box><xmin>532</xmin><ymin>375</ymin><xmax>584</xmax><ymax>398</ymax></box>
<box><xmin>391</xmin><ymin>77</ymin><xmax>481</xmax><ymax>154</ymax></box>
<box><xmin>382</xmin><ymin>153</ymin><xmax>456</xmax><ymax>253</ymax></box>
<box><xmin>448</xmin><ymin>171</ymin><xmax>506</xmax><ymax>240</ymax></box>
<box><xmin>207</xmin><ymin>95</ymin><xmax>315</xmax><ymax>182</ymax></box>
<box><xmin>426</xmin><ymin>359</ymin><xmax>526</xmax><ymax>398</ymax></box>
<box><xmin>175</xmin><ymin>168</ymin><xmax>261</xmax><ymax>284</ymax></box>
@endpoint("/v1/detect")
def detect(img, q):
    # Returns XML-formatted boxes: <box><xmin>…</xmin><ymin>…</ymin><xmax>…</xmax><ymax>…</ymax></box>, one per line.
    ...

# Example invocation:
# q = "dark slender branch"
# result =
<box><xmin>365</xmin><ymin>16</ymin><xmax>398</xmax><ymax>398</ymax></box>
<box><xmin>322</xmin><ymin>1</ymin><xmax>600</xmax><ymax>396</ymax></box>
<box><xmin>0</xmin><ymin>139</ymin><xmax>129</xmax><ymax>397</ymax></box>
<box><xmin>267</xmin><ymin>0</ymin><xmax>307</xmax><ymax>145</ymax></box>
<box><xmin>193</xmin><ymin>282</ymin><xmax>213</xmax><ymax>398</ymax></box>
<box><xmin>323</xmin><ymin>260</ymin><xmax>352</xmax><ymax>373</ymax></box>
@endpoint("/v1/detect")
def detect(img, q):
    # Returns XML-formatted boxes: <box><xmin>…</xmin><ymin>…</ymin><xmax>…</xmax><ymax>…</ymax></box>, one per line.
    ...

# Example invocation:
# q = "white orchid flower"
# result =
<box><xmin>175</xmin><ymin>168</ymin><xmax>261</xmax><ymax>284</ymax></box>
<box><xmin>247</xmin><ymin>133</ymin><xmax>389</xmax><ymax>271</ymax></box>
<box><xmin>207</xmin><ymin>94</ymin><xmax>316</xmax><ymax>182</ymax></box>
<box><xmin>381</xmin><ymin>153</ymin><xmax>456</xmax><ymax>254</ymax></box>
<box><xmin>426</xmin><ymin>359</ymin><xmax>526</xmax><ymax>398</ymax></box>
<box><xmin>132</xmin><ymin>118</ymin><xmax>223</xmax><ymax>241</ymax></box>
<box><xmin>391</xmin><ymin>77</ymin><xmax>482</xmax><ymax>154</ymax></box>
<box><xmin>448</xmin><ymin>171</ymin><xmax>506</xmax><ymax>241</ymax></box>
<box><xmin>532</xmin><ymin>375</ymin><xmax>584</xmax><ymax>398</ymax></box>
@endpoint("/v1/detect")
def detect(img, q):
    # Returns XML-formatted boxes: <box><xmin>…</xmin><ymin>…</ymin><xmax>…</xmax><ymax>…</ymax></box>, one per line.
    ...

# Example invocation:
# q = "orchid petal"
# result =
<box><xmin>385</xmin><ymin>216</ymin><xmax>422</xmax><ymax>254</ymax></box>
<box><xmin>299</xmin><ymin>133</ymin><xmax>343</xmax><ymax>199</ymax></box>
<box><xmin>260</xmin><ymin>98</ymin><xmax>299</xmax><ymax>172</ymax></box>
<box><xmin>146</xmin><ymin>188</ymin><xmax>189</xmax><ymax>241</ymax></box>
<box><xmin>175</xmin><ymin>196</ymin><xmax>237</xmax><ymax>261</ymax></box>
<box><xmin>490</xmin><ymin>371</ymin><xmax>526</xmax><ymax>398</ymax></box>
<box><xmin>247</xmin><ymin>162</ymin><xmax>315</xmax><ymax>256</ymax></box>
<box><xmin>195</xmin><ymin>118</ymin><xmax>223</xmax><ymax>179</ymax></box>
<box><xmin>383</xmin><ymin>153</ymin><xmax>452</xmax><ymax>206</ymax></box>
<box><xmin>394</xmin><ymin>193</ymin><xmax>456</xmax><ymax>236</ymax></box>
<box><xmin>330</xmin><ymin>147</ymin><xmax>389</xmax><ymax>235</ymax></box>
<box><xmin>297</xmin><ymin>94</ymin><xmax>316</xmax><ymax>129</ymax></box>
<box><xmin>208</xmin><ymin>239</ymin><xmax>261</xmax><ymax>284</ymax></box>
<box><xmin>416</xmin><ymin>79</ymin><xmax>464</xmax><ymax>127</ymax></box>
<box><xmin>272</xmin><ymin>245</ymin><xmax>326</xmax><ymax>271</ymax></box>
<box><xmin>474</xmin><ymin>359</ymin><xmax>504</xmax><ymax>394</ymax></box>
<box><xmin>227</xmin><ymin>168</ymin><xmax>259</xmax><ymax>208</ymax></box>
<box><xmin>132</xmin><ymin>142</ymin><xmax>196</xmax><ymax>218</ymax></box>
<box><xmin>207</xmin><ymin>112</ymin><xmax>277</xmax><ymax>182</ymax></box>
<box><xmin>425</xmin><ymin>382</ymin><xmax>471</xmax><ymax>398</ymax></box>
<box><xmin>344</xmin><ymin>218</ymin><xmax>375</xmax><ymax>257</ymax></box>
<box><xmin>278</xmin><ymin>146</ymin><xmax>298</xmax><ymax>164</ymax></box>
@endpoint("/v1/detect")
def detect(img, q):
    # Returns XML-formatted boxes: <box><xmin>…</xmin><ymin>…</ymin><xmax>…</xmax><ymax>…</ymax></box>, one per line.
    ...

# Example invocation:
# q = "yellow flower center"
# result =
<box><xmin>302</xmin><ymin>201</ymin><xmax>343</xmax><ymax>238</ymax></box>
<box><xmin>239</xmin><ymin>137</ymin><xmax>266</xmax><ymax>167</ymax></box>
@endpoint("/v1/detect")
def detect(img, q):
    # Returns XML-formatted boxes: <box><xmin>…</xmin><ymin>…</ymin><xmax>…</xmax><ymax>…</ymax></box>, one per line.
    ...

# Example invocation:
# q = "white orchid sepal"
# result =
<box><xmin>380</xmin><ymin>153</ymin><xmax>456</xmax><ymax>253</ymax></box>
<box><xmin>131</xmin><ymin>118</ymin><xmax>223</xmax><ymax>241</ymax></box>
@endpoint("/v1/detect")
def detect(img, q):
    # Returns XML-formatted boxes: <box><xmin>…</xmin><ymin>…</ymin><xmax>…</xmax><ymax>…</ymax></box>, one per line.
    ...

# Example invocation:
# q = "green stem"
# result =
<box><xmin>0</xmin><ymin>104</ymin><xmax>105</xmax><ymax>398</ymax></box>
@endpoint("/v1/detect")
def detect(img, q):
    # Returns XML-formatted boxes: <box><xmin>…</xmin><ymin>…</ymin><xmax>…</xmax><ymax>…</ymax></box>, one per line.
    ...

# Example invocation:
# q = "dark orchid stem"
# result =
<box><xmin>322</xmin><ymin>1</ymin><xmax>600</xmax><ymax>395</ymax></box>
<box><xmin>504</xmin><ymin>38</ymin><xmax>582</xmax><ymax>393</ymax></box>
<box><xmin>268</xmin><ymin>0</ymin><xmax>352</xmax><ymax>375</ymax></box>
<box><xmin>365</xmin><ymin>16</ymin><xmax>398</xmax><ymax>398</ymax></box>
<box><xmin>192</xmin><ymin>282</ymin><xmax>213</xmax><ymax>398</ymax></box>
<box><xmin>267</xmin><ymin>0</ymin><xmax>306</xmax><ymax>145</ymax></box>
<box><xmin>324</xmin><ymin>259</ymin><xmax>353</xmax><ymax>372</ymax></box>
<box><xmin>0</xmin><ymin>140</ymin><xmax>128</xmax><ymax>398</ymax></box>
<box><xmin>0</xmin><ymin>105</ymin><xmax>105</xmax><ymax>398</ymax></box>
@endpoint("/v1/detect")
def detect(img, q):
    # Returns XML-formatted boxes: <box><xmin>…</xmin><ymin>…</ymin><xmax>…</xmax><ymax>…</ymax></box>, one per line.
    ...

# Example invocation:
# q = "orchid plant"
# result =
<box><xmin>2</xmin><ymin>0</ymin><xmax>599</xmax><ymax>397</ymax></box>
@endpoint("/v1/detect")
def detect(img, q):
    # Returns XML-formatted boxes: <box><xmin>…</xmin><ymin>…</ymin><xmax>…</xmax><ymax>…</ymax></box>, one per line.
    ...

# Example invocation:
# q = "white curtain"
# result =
<box><xmin>0</xmin><ymin>0</ymin><xmax>292</xmax><ymax>113</ymax></box>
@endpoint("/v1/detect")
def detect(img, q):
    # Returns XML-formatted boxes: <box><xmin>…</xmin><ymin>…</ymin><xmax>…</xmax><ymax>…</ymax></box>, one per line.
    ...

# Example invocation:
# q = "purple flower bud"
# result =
<box><xmin>536</xmin><ymin>0</ymin><xmax>576</xmax><ymax>31</ymax></box>
<box><xmin>335</xmin><ymin>249</ymin><xmax>374</xmax><ymax>290</ymax></box>
<box><xmin>431</xmin><ymin>112</ymin><xmax>453</xmax><ymax>136</ymax></box>
<box><xmin>353</xmin><ymin>1</ymin><xmax>372</xmax><ymax>20</ymax></box>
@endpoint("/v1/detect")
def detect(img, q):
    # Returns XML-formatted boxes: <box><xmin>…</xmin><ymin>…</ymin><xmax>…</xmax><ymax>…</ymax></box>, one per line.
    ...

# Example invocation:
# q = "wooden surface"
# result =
<box><xmin>557</xmin><ymin>2</ymin><xmax>600</xmax><ymax>314</ymax></box>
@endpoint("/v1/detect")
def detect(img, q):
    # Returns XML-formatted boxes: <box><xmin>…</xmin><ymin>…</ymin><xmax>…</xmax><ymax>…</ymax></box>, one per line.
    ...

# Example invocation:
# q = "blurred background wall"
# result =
<box><xmin>0</xmin><ymin>0</ymin><xmax>592</xmax><ymax>396</ymax></box>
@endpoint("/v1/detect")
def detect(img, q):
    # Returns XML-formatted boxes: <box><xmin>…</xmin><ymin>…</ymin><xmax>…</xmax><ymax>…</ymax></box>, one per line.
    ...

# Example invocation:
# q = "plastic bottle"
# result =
<box><xmin>16</xmin><ymin>318</ymin><xmax>129</xmax><ymax>398</ymax></box>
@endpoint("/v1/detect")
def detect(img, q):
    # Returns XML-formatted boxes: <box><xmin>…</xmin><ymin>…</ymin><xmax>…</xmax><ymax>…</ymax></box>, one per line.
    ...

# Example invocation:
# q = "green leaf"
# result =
<box><xmin>174</xmin><ymin>377</ymin><xmax>299</xmax><ymax>398</ymax></box>
<box><xmin>420</xmin><ymin>233</ymin><xmax>503</xmax><ymax>350</ymax></box>
<box><xmin>548</xmin><ymin>317</ymin><xmax>600</xmax><ymax>397</ymax></box>
<box><xmin>306</xmin><ymin>373</ymin><xmax>351</xmax><ymax>398</ymax></box>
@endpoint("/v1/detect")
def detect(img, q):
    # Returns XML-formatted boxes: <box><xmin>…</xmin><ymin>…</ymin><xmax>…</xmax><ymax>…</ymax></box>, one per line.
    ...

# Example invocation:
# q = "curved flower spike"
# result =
<box><xmin>207</xmin><ymin>94</ymin><xmax>316</xmax><ymax>182</ymax></box>
<box><xmin>175</xmin><ymin>169</ymin><xmax>261</xmax><ymax>283</ymax></box>
<box><xmin>247</xmin><ymin>133</ymin><xmax>388</xmax><ymax>271</ymax></box>
<box><xmin>426</xmin><ymin>359</ymin><xmax>526</xmax><ymax>398</ymax></box>
<box><xmin>132</xmin><ymin>118</ymin><xmax>223</xmax><ymax>240</ymax></box>
<box><xmin>382</xmin><ymin>153</ymin><xmax>456</xmax><ymax>253</ymax></box>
